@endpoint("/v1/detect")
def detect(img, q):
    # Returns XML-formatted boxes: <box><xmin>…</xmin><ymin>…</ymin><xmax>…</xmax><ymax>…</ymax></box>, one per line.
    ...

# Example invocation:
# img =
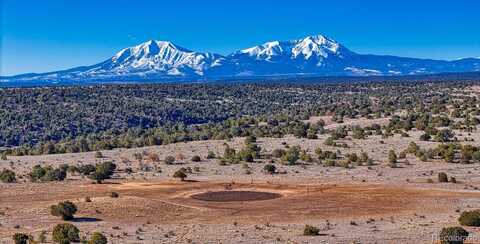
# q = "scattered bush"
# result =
<box><xmin>244</xmin><ymin>135</ymin><xmax>256</xmax><ymax>144</ymax></box>
<box><xmin>438</xmin><ymin>172</ymin><xmax>448</xmax><ymax>183</ymax></box>
<box><xmin>420</xmin><ymin>133</ymin><xmax>431</xmax><ymax>141</ymax></box>
<box><xmin>164</xmin><ymin>156</ymin><xmax>175</xmax><ymax>164</ymax></box>
<box><xmin>263</xmin><ymin>164</ymin><xmax>276</xmax><ymax>174</ymax></box>
<box><xmin>346</xmin><ymin>153</ymin><xmax>358</xmax><ymax>163</ymax></box>
<box><xmin>50</xmin><ymin>201</ymin><xmax>77</xmax><ymax>220</ymax></box>
<box><xmin>95</xmin><ymin>151</ymin><xmax>103</xmax><ymax>158</ymax></box>
<box><xmin>458</xmin><ymin>210</ymin><xmax>480</xmax><ymax>226</ymax></box>
<box><xmin>322</xmin><ymin>159</ymin><xmax>335</xmax><ymax>167</ymax></box>
<box><xmin>12</xmin><ymin>233</ymin><xmax>31</xmax><ymax>244</ymax></box>
<box><xmin>206</xmin><ymin>151</ymin><xmax>216</xmax><ymax>159</ymax></box>
<box><xmin>282</xmin><ymin>146</ymin><xmax>300</xmax><ymax>165</ymax></box>
<box><xmin>29</xmin><ymin>165</ymin><xmax>67</xmax><ymax>182</ymax></box>
<box><xmin>407</xmin><ymin>142</ymin><xmax>419</xmax><ymax>154</ymax></box>
<box><xmin>52</xmin><ymin>223</ymin><xmax>80</xmax><ymax>244</ymax></box>
<box><xmin>241</xmin><ymin>152</ymin><xmax>254</xmax><ymax>162</ymax></box>
<box><xmin>78</xmin><ymin>164</ymin><xmax>96</xmax><ymax>176</ymax></box>
<box><xmin>88</xmin><ymin>232</ymin><xmax>107</xmax><ymax>244</ymax></box>
<box><xmin>435</xmin><ymin>129</ymin><xmax>454</xmax><ymax>142</ymax></box>
<box><xmin>303</xmin><ymin>225</ymin><xmax>320</xmax><ymax>236</ymax></box>
<box><xmin>360</xmin><ymin>152</ymin><xmax>369</xmax><ymax>163</ymax></box>
<box><xmin>439</xmin><ymin>226</ymin><xmax>468</xmax><ymax>244</ymax></box>
<box><xmin>324</xmin><ymin>137</ymin><xmax>336</xmax><ymax>146</ymax></box>
<box><xmin>173</xmin><ymin>169</ymin><xmax>187</xmax><ymax>181</ymax></box>
<box><xmin>388</xmin><ymin>150</ymin><xmax>397</xmax><ymax>168</ymax></box>
<box><xmin>0</xmin><ymin>169</ymin><xmax>16</xmax><ymax>183</ymax></box>
<box><xmin>88</xmin><ymin>162</ymin><xmax>116</xmax><ymax>183</ymax></box>
<box><xmin>110</xmin><ymin>192</ymin><xmax>119</xmax><ymax>198</ymax></box>
<box><xmin>191</xmin><ymin>155</ymin><xmax>201</xmax><ymax>162</ymax></box>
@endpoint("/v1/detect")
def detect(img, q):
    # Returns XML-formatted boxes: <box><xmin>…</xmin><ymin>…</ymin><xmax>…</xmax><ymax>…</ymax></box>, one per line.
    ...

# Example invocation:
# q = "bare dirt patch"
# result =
<box><xmin>190</xmin><ymin>190</ymin><xmax>282</xmax><ymax>202</ymax></box>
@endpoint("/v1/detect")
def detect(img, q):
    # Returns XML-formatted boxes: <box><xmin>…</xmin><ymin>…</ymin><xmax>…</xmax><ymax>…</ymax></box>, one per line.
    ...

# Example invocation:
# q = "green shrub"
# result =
<box><xmin>303</xmin><ymin>225</ymin><xmax>320</xmax><ymax>236</ymax></box>
<box><xmin>352</xmin><ymin>126</ymin><xmax>365</xmax><ymax>139</ymax></box>
<box><xmin>173</xmin><ymin>169</ymin><xmax>187</xmax><ymax>181</ymax></box>
<box><xmin>439</xmin><ymin>226</ymin><xmax>468</xmax><ymax>244</ymax></box>
<box><xmin>206</xmin><ymin>151</ymin><xmax>216</xmax><ymax>159</ymax></box>
<box><xmin>78</xmin><ymin>164</ymin><xmax>96</xmax><ymax>175</ymax></box>
<box><xmin>29</xmin><ymin>165</ymin><xmax>67</xmax><ymax>182</ymax></box>
<box><xmin>324</xmin><ymin>137</ymin><xmax>336</xmax><ymax>146</ymax></box>
<box><xmin>263</xmin><ymin>164</ymin><xmax>276</xmax><ymax>174</ymax></box>
<box><xmin>435</xmin><ymin>129</ymin><xmax>454</xmax><ymax>142</ymax></box>
<box><xmin>43</xmin><ymin>168</ymin><xmax>67</xmax><ymax>181</ymax></box>
<box><xmin>360</xmin><ymin>152</ymin><xmax>369</xmax><ymax>163</ymax></box>
<box><xmin>88</xmin><ymin>162</ymin><xmax>116</xmax><ymax>183</ymax></box>
<box><xmin>52</xmin><ymin>223</ymin><xmax>80</xmax><ymax>243</ymax></box>
<box><xmin>164</xmin><ymin>156</ymin><xmax>175</xmax><ymax>164</ymax></box>
<box><xmin>88</xmin><ymin>232</ymin><xmax>107</xmax><ymax>244</ymax></box>
<box><xmin>12</xmin><ymin>233</ymin><xmax>31</xmax><ymax>244</ymax></box>
<box><xmin>438</xmin><ymin>172</ymin><xmax>448</xmax><ymax>183</ymax></box>
<box><xmin>407</xmin><ymin>142</ymin><xmax>419</xmax><ymax>154</ymax></box>
<box><xmin>366</xmin><ymin>158</ymin><xmax>374</xmax><ymax>166</ymax></box>
<box><xmin>388</xmin><ymin>150</ymin><xmax>397</xmax><ymax>168</ymax></box>
<box><xmin>244</xmin><ymin>135</ymin><xmax>256</xmax><ymax>144</ymax></box>
<box><xmin>282</xmin><ymin>146</ymin><xmax>300</xmax><ymax>165</ymax></box>
<box><xmin>420</xmin><ymin>133</ymin><xmax>431</xmax><ymax>141</ymax></box>
<box><xmin>240</xmin><ymin>151</ymin><xmax>254</xmax><ymax>162</ymax></box>
<box><xmin>95</xmin><ymin>151</ymin><xmax>103</xmax><ymax>158</ymax></box>
<box><xmin>337</xmin><ymin>159</ymin><xmax>351</xmax><ymax>169</ymax></box>
<box><xmin>323</xmin><ymin>160</ymin><xmax>336</xmax><ymax>167</ymax></box>
<box><xmin>472</xmin><ymin>151</ymin><xmax>480</xmax><ymax>162</ymax></box>
<box><xmin>191</xmin><ymin>155</ymin><xmax>201</xmax><ymax>162</ymax></box>
<box><xmin>0</xmin><ymin>169</ymin><xmax>16</xmax><ymax>183</ymax></box>
<box><xmin>51</xmin><ymin>201</ymin><xmax>77</xmax><ymax>220</ymax></box>
<box><xmin>458</xmin><ymin>210</ymin><xmax>480</xmax><ymax>226</ymax></box>
<box><xmin>346</xmin><ymin>153</ymin><xmax>358</xmax><ymax>162</ymax></box>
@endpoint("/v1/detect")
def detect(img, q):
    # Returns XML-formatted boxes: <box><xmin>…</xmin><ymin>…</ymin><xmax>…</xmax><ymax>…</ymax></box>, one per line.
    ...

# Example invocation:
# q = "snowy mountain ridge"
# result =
<box><xmin>2</xmin><ymin>34</ymin><xmax>480</xmax><ymax>83</ymax></box>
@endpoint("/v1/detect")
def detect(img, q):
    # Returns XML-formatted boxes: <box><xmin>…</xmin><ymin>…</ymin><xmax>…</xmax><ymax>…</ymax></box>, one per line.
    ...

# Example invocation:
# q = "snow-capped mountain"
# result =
<box><xmin>228</xmin><ymin>35</ymin><xmax>357</xmax><ymax>76</ymax></box>
<box><xmin>2</xmin><ymin>35</ymin><xmax>480</xmax><ymax>83</ymax></box>
<box><xmin>232</xmin><ymin>35</ymin><xmax>352</xmax><ymax>61</ymax></box>
<box><xmin>100</xmin><ymin>40</ymin><xmax>228</xmax><ymax>77</ymax></box>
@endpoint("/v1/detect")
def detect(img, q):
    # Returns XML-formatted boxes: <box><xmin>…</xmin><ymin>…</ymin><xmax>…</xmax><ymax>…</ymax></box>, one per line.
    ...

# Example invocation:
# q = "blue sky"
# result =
<box><xmin>1</xmin><ymin>0</ymin><xmax>479</xmax><ymax>76</ymax></box>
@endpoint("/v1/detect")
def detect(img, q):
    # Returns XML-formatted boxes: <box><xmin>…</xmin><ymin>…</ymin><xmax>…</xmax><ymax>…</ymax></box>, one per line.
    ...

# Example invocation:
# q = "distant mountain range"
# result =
<box><xmin>2</xmin><ymin>35</ymin><xmax>480</xmax><ymax>83</ymax></box>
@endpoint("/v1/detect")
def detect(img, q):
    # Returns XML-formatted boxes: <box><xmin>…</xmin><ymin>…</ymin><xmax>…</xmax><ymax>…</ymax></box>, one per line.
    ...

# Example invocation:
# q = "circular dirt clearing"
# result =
<box><xmin>190</xmin><ymin>191</ymin><xmax>282</xmax><ymax>202</ymax></box>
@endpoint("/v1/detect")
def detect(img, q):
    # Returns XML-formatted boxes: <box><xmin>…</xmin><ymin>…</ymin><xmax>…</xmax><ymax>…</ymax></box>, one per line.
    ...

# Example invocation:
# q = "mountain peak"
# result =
<box><xmin>136</xmin><ymin>40</ymin><xmax>192</xmax><ymax>54</ymax></box>
<box><xmin>233</xmin><ymin>34</ymin><xmax>347</xmax><ymax>61</ymax></box>
<box><xmin>293</xmin><ymin>34</ymin><xmax>343</xmax><ymax>58</ymax></box>
<box><xmin>111</xmin><ymin>39</ymin><xmax>194</xmax><ymax>63</ymax></box>
<box><xmin>299</xmin><ymin>34</ymin><xmax>335</xmax><ymax>43</ymax></box>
